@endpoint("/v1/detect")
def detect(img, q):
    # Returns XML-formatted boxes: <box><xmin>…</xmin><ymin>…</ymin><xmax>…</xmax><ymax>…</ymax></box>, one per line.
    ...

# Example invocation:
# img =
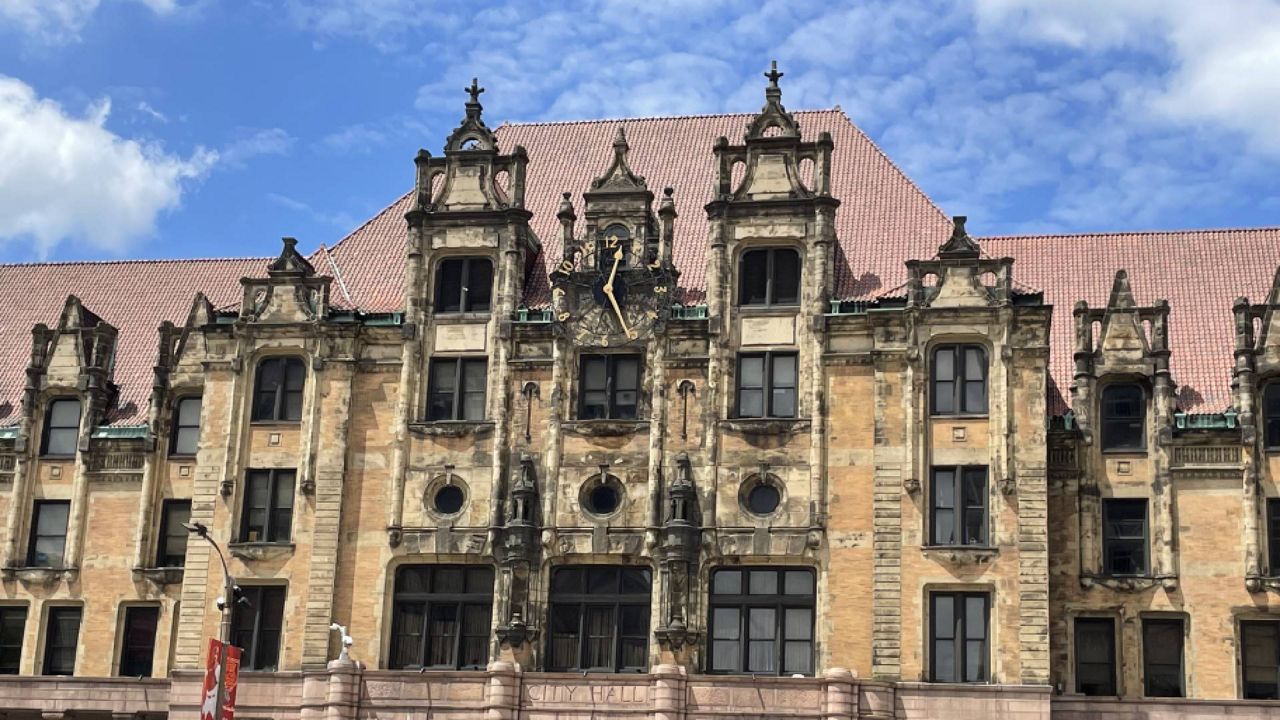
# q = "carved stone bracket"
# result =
<box><xmin>1246</xmin><ymin>575</ymin><xmax>1280</xmax><ymax>594</ymax></box>
<box><xmin>903</xmin><ymin>477</ymin><xmax>921</xmax><ymax>495</ymax></box>
<box><xmin>563</xmin><ymin>420</ymin><xmax>650</xmax><ymax>438</ymax></box>
<box><xmin>228</xmin><ymin>542</ymin><xmax>296</xmax><ymax>562</ymax></box>
<box><xmin>219</xmin><ymin>478</ymin><xmax>234</xmax><ymax>497</ymax></box>
<box><xmin>133</xmin><ymin>567</ymin><xmax>185</xmax><ymax>586</ymax></box>
<box><xmin>654</xmin><ymin>617</ymin><xmax>701</xmax><ymax>651</ymax></box>
<box><xmin>921</xmin><ymin>546</ymin><xmax>999</xmax><ymax>565</ymax></box>
<box><xmin>299</xmin><ymin>476</ymin><xmax>316</xmax><ymax>496</ymax></box>
<box><xmin>495</xmin><ymin>610</ymin><xmax>536</xmax><ymax>649</ymax></box>
<box><xmin>718</xmin><ymin>418</ymin><xmax>811</xmax><ymax>436</ymax></box>
<box><xmin>408</xmin><ymin>421</ymin><xmax>496</xmax><ymax>438</ymax></box>
<box><xmin>999</xmin><ymin>474</ymin><xmax>1017</xmax><ymax>496</ymax></box>
<box><xmin>1080</xmin><ymin>574</ymin><xmax>1176</xmax><ymax>592</ymax></box>
<box><xmin>387</xmin><ymin>527</ymin><xmax>403</xmax><ymax>548</ymax></box>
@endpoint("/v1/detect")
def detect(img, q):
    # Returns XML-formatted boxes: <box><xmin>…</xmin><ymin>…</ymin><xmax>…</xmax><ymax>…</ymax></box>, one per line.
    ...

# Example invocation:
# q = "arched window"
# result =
<box><xmin>598</xmin><ymin>224</ymin><xmax>631</xmax><ymax>270</ymax></box>
<box><xmin>1264</xmin><ymin>383</ymin><xmax>1280</xmax><ymax>449</ymax></box>
<box><xmin>739</xmin><ymin>248</ymin><xmax>800</xmax><ymax>306</ymax></box>
<box><xmin>931</xmin><ymin>345</ymin><xmax>987</xmax><ymax>415</ymax></box>
<box><xmin>40</xmin><ymin>398</ymin><xmax>81</xmax><ymax>457</ymax></box>
<box><xmin>251</xmin><ymin>357</ymin><xmax>305</xmax><ymax>422</ymax></box>
<box><xmin>1100</xmin><ymin>383</ymin><xmax>1145</xmax><ymax>451</ymax></box>
<box><xmin>434</xmin><ymin>257</ymin><xmax>493</xmax><ymax>313</ymax></box>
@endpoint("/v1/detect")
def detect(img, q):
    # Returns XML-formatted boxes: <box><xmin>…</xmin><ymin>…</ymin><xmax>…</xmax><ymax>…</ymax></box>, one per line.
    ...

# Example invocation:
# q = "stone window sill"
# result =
<box><xmin>228</xmin><ymin>542</ymin><xmax>296</xmax><ymax>561</ymax></box>
<box><xmin>922</xmin><ymin>546</ymin><xmax>999</xmax><ymax>565</ymax></box>
<box><xmin>409</xmin><ymin>421</ymin><xmax>495</xmax><ymax>438</ymax></box>
<box><xmin>720</xmin><ymin>418</ymin><xmax>811</xmax><ymax>436</ymax></box>
<box><xmin>133</xmin><ymin>566</ymin><xmax>185</xmax><ymax>585</ymax></box>
<box><xmin>1</xmin><ymin>566</ymin><xmax>76</xmax><ymax>584</ymax></box>
<box><xmin>563</xmin><ymin>420</ymin><xmax>649</xmax><ymax>437</ymax></box>
<box><xmin>1080</xmin><ymin>574</ymin><xmax>1175</xmax><ymax>591</ymax></box>
<box><xmin>1245</xmin><ymin>575</ymin><xmax>1280</xmax><ymax>593</ymax></box>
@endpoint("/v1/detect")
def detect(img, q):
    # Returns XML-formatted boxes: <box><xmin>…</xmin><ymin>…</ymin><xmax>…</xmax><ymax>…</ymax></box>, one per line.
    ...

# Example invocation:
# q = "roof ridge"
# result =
<box><xmin>979</xmin><ymin>225</ymin><xmax>1280</xmax><ymax>242</ymax></box>
<box><xmin>0</xmin><ymin>255</ymin><xmax>271</xmax><ymax>269</ymax></box>
<box><xmin>496</xmin><ymin>107</ymin><xmax>844</xmax><ymax>130</ymax></box>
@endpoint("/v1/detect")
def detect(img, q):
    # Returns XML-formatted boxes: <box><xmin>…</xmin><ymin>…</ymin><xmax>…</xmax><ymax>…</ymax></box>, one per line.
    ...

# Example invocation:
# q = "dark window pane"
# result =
<box><xmin>784</xmin><ymin>570</ymin><xmax>814</xmax><ymax>596</ymax></box>
<box><xmin>1270</xmin><ymin>498</ymin><xmax>1280</xmax><ymax>576</ymax></box>
<box><xmin>1242</xmin><ymin>622</ymin><xmax>1280</xmax><ymax>700</ymax></box>
<box><xmin>1266</xmin><ymin>384</ymin><xmax>1280</xmax><ymax>449</ymax></box>
<box><xmin>43</xmin><ymin>607</ymin><xmax>81</xmax><ymax>676</ymax></box>
<box><xmin>1143</xmin><ymin>619</ymin><xmax>1184</xmax><ymax>697</ymax></box>
<box><xmin>1103</xmin><ymin>499</ymin><xmax>1148</xmax><ymax>576</ymax></box>
<box><xmin>1101</xmin><ymin>384</ymin><xmax>1145</xmax><ymax>450</ymax></box>
<box><xmin>747</xmin><ymin>484</ymin><xmax>780</xmax><ymax>515</ymax></box>
<box><xmin>42</xmin><ymin>398</ymin><xmax>81</xmax><ymax>456</ymax></box>
<box><xmin>435</xmin><ymin>258</ymin><xmax>465</xmax><ymax>312</ymax></box>
<box><xmin>29</xmin><ymin>501</ymin><xmax>70</xmax><ymax>567</ymax></box>
<box><xmin>578</xmin><ymin>355</ymin><xmax>642</xmax><ymax>420</ymax></box>
<box><xmin>712</xmin><ymin>570</ymin><xmax>741</xmax><ymax>596</ymax></box>
<box><xmin>119</xmin><ymin>606</ymin><xmax>159</xmax><ymax>677</ymax></box>
<box><xmin>252</xmin><ymin>358</ymin><xmax>305</xmax><ymax>422</ymax></box>
<box><xmin>772</xmin><ymin>249</ymin><xmax>800</xmax><ymax>305</ymax></box>
<box><xmin>389</xmin><ymin>602</ymin><xmax>425</xmax><ymax>669</ymax></box>
<box><xmin>1075</xmin><ymin>618</ymin><xmax>1117</xmax><ymax>696</ymax></box>
<box><xmin>549</xmin><ymin>565</ymin><xmax>651</xmax><ymax>673</ymax></box>
<box><xmin>549</xmin><ymin>605</ymin><xmax>581</xmax><ymax>671</ymax></box>
<box><xmin>740</xmin><ymin>250</ymin><xmax>769</xmax><ymax>305</ymax></box>
<box><xmin>0</xmin><ymin>607</ymin><xmax>28</xmax><ymax>675</ymax></box>
<box><xmin>465</xmin><ymin>260</ymin><xmax>493</xmax><ymax>312</ymax></box>
<box><xmin>157</xmin><ymin>500</ymin><xmax>191</xmax><ymax>567</ymax></box>
<box><xmin>748</xmin><ymin>570</ymin><xmax>778</xmax><ymax>595</ymax></box>
<box><xmin>931</xmin><ymin>592</ymin><xmax>988</xmax><ymax>683</ymax></box>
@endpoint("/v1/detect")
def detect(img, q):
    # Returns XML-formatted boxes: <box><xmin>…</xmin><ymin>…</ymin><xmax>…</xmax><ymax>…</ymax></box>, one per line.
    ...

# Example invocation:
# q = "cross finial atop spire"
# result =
<box><xmin>765</xmin><ymin>60</ymin><xmax>784</xmax><ymax>88</ymax></box>
<box><xmin>466</xmin><ymin>78</ymin><xmax>485</xmax><ymax>104</ymax></box>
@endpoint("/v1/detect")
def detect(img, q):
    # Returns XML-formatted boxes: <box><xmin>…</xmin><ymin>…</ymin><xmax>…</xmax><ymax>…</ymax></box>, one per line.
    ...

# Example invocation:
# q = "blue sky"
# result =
<box><xmin>0</xmin><ymin>0</ymin><xmax>1277</xmax><ymax>263</ymax></box>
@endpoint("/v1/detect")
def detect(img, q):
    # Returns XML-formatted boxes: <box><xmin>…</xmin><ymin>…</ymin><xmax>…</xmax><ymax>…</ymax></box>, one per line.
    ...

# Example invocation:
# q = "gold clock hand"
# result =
<box><xmin>605</xmin><ymin>247</ymin><xmax>622</xmax><ymax>294</ymax></box>
<box><xmin>602</xmin><ymin>282</ymin><xmax>635</xmax><ymax>339</ymax></box>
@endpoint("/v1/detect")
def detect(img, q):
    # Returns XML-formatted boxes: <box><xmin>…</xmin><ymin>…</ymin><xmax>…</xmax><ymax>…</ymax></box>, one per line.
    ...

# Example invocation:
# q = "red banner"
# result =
<box><xmin>199</xmin><ymin>638</ymin><xmax>240</xmax><ymax>720</ymax></box>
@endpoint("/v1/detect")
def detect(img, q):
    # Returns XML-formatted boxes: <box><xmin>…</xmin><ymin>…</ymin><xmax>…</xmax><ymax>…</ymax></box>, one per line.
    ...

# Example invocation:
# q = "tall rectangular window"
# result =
<box><xmin>170</xmin><ymin>396</ymin><xmax>202</xmax><ymax>455</ymax></box>
<box><xmin>426</xmin><ymin>358</ymin><xmax>487</xmax><ymax>421</ymax></box>
<box><xmin>1269</xmin><ymin>498</ymin><xmax>1280</xmax><ymax>576</ymax></box>
<box><xmin>1102</xmin><ymin>499</ymin><xmax>1148</xmax><ymax>576</ymax></box>
<box><xmin>708</xmin><ymin>568</ymin><xmax>815</xmax><ymax>676</ymax></box>
<box><xmin>578</xmin><ymin>355</ymin><xmax>641</xmax><ymax>420</ymax></box>
<box><xmin>27</xmin><ymin>500</ymin><xmax>70</xmax><ymax>567</ymax></box>
<box><xmin>547</xmin><ymin>566</ymin><xmax>650</xmax><ymax>672</ymax></box>
<box><xmin>1075</xmin><ymin>617</ymin><xmax>1116</xmax><ymax>695</ymax></box>
<box><xmin>1265</xmin><ymin>384</ymin><xmax>1280</xmax><ymax>449</ymax></box>
<box><xmin>41</xmin><ymin>398</ymin><xmax>80</xmax><ymax>456</ymax></box>
<box><xmin>388</xmin><ymin>565</ymin><xmax>494</xmax><ymax>670</ymax></box>
<box><xmin>251</xmin><ymin>357</ymin><xmax>306</xmax><ymax>422</ymax></box>
<box><xmin>42</xmin><ymin>607</ymin><xmax>81</xmax><ymax>676</ymax></box>
<box><xmin>931</xmin><ymin>345</ymin><xmax>988</xmax><ymax>415</ymax></box>
<box><xmin>1243</xmin><ymin>621</ymin><xmax>1280</xmax><ymax>700</ymax></box>
<box><xmin>239</xmin><ymin>470</ymin><xmax>294</xmax><ymax>543</ymax></box>
<box><xmin>1143</xmin><ymin>618</ymin><xmax>1184</xmax><ymax>697</ymax></box>
<box><xmin>230</xmin><ymin>586</ymin><xmax>285</xmax><ymax>671</ymax></box>
<box><xmin>929</xmin><ymin>592</ymin><xmax>988</xmax><ymax>683</ymax></box>
<box><xmin>119</xmin><ymin>606</ymin><xmax>159</xmax><ymax>677</ymax></box>
<box><xmin>0</xmin><ymin>606</ymin><xmax>26</xmax><ymax>675</ymax></box>
<box><xmin>739</xmin><ymin>247</ymin><xmax>800</xmax><ymax>306</ymax></box>
<box><xmin>435</xmin><ymin>257</ymin><xmax>493</xmax><ymax>313</ymax></box>
<box><xmin>736</xmin><ymin>352</ymin><xmax>798</xmax><ymax>419</ymax></box>
<box><xmin>931</xmin><ymin>467</ymin><xmax>988</xmax><ymax>547</ymax></box>
<box><xmin>156</xmin><ymin>499</ymin><xmax>191</xmax><ymax>567</ymax></box>
<box><xmin>1101</xmin><ymin>384</ymin><xmax>1145</xmax><ymax>450</ymax></box>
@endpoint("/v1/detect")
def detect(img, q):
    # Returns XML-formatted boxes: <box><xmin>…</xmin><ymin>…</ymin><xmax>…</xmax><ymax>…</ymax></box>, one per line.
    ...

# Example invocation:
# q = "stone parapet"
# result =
<box><xmin>1051</xmin><ymin>696</ymin><xmax>1280</xmax><ymax>719</ymax></box>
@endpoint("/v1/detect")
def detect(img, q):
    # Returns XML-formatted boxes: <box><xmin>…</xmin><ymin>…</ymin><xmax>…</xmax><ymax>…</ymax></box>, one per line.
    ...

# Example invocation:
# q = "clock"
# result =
<box><xmin>549</xmin><ymin>228</ymin><xmax>673</xmax><ymax>346</ymax></box>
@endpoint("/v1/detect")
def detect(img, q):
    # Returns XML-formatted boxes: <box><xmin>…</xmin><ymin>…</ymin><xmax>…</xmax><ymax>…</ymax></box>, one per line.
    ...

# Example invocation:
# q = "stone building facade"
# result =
<box><xmin>0</xmin><ymin>69</ymin><xmax>1279</xmax><ymax>719</ymax></box>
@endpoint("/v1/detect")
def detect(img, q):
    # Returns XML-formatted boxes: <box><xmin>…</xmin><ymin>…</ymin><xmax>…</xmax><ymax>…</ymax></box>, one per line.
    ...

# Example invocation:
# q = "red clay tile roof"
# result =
<box><xmin>982</xmin><ymin>228</ymin><xmax>1280</xmax><ymax>414</ymax></box>
<box><xmin>0</xmin><ymin>108</ymin><xmax>1274</xmax><ymax>426</ymax></box>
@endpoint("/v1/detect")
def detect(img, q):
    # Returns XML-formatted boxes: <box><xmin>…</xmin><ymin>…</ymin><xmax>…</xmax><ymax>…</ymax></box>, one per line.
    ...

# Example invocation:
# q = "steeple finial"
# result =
<box><xmin>466</xmin><ymin>78</ymin><xmax>485</xmax><ymax>105</ymax></box>
<box><xmin>765</xmin><ymin>60</ymin><xmax>784</xmax><ymax>89</ymax></box>
<box><xmin>613</xmin><ymin>125</ymin><xmax>628</xmax><ymax>150</ymax></box>
<box><xmin>744</xmin><ymin>60</ymin><xmax>799</xmax><ymax>140</ymax></box>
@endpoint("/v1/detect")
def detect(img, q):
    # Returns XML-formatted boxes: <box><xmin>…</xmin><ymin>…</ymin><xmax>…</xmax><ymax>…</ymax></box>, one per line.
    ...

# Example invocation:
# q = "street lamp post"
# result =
<box><xmin>185</xmin><ymin>521</ymin><xmax>236</xmax><ymax>720</ymax></box>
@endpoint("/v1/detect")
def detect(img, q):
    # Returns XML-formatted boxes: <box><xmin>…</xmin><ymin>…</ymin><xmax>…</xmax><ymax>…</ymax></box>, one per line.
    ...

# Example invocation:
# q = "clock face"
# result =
<box><xmin>549</xmin><ymin>228</ymin><xmax>672</xmax><ymax>347</ymax></box>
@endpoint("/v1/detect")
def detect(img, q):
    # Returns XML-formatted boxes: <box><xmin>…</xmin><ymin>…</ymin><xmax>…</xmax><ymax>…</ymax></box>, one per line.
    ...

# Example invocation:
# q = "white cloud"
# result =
<box><xmin>0</xmin><ymin>75</ymin><xmax>214</xmax><ymax>256</ymax></box>
<box><xmin>0</xmin><ymin>0</ymin><xmax>181</xmax><ymax>44</ymax></box>
<box><xmin>974</xmin><ymin>0</ymin><xmax>1280</xmax><ymax>153</ymax></box>
<box><xmin>136</xmin><ymin>100</ymin><xmax>168</xmax><ymax>123</ymax></box>
<box><xmin>220</xmin><ymin>127</ymin><xmax>295</xmax><ymax>167</ymax></box>
<box><xmin>282</xmin><ymin>0</ymin><xmax>458</xmax><ymax>50</ymax></box>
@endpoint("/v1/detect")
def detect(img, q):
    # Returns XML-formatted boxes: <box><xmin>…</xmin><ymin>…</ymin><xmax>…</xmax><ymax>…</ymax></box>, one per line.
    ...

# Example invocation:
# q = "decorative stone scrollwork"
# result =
<box><xmin>386</xmin><ymin>527</ymin><xmax>403</xmax><ymax>548</ymax></box>
<box><xmin>922</xmin><ymin>546</ymin><xmax>999</xmax><ymax>565</ymax></box>
<box><xmin>903</xmin><ymin>476</ymin><xmax>921</xmax><ymax>495</ymax></box>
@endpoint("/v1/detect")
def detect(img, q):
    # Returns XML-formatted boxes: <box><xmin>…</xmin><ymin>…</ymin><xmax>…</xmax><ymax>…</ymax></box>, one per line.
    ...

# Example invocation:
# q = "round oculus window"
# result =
<box><xmin>746</xmin><ymin>483</ymin><xmax>781</xmax><ymax>515</ymax></box>
<box><xmin>586</xmin><ymin>484</ymin><xmax>621</xmax><ymax>515</ymax></box>
<box><xmin>433</xmin><ymin>484</ymin><xmax>465</xmax><ymax>515</ymax></box>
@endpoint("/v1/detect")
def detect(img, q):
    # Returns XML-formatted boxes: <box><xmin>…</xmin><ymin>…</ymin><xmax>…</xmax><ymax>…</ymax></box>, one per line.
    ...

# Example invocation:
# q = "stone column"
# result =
<box><xmin>823</xmin><ymin>667</ymin><xmax>856</xmax><ymax>720</ymax></box>
<box><xmin>324</xmin><ymin>656</ymin><xmax>361</xmax><ymax>720</ymax></box>
<box><xmin>484</xmin><ymin>660</ymin><xmax>520</xmax><ymax>720</ymax></box>
<box><xmin>651</xmin><ymin>663</ymin><xmax>685</xmax><ymax>720</ymax></box>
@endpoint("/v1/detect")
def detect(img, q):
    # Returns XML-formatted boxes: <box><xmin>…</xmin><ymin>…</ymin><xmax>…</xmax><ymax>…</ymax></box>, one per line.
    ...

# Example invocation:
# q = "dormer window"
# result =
<box><xmin>931</xmin><ymin>345</ymin><xmax>987</xmax><ymax>415</ymax></box>
<box><xmin>1264</xmin><ymin>383</ymin><xmax>1280</xmax><ymax>449</ymax></box>
<box><xmin>40</xmin><ymin>398</ymin><xmax>81</xmax><ymax>457</ymax></box>
<box><xmin>435</xmin><ymin>257</ymin><xmax>492</xmax><ymax>313</ymax></box>
<box><xmin>739</xmin><ymin>248</ymin><xmax>799</xmax><ymax>307</ymax></box>
<box><xmin>251</xmin><ymin>357</ymin><xmax>305</xmax><ymax>423</ymax></box>
<box><xmin>1100</xmin><ymin>384</ymin><xmax>1145</xmax><ymax>451</ymax></box>
<box><xmin>169</xmin><ymin>396</ymin><xmax>202</xmax><ymax>456</ymax></box>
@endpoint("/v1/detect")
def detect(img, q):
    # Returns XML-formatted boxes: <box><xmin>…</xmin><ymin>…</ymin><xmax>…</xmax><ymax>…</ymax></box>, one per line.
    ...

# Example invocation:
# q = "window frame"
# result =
<box><xmin>250</xmin><ymin>357</ymin><xmax>306</xmax><ymax>423</ymax></box>
<box><xmin>707</xmin><ymin>567</ymin><xmax>816</xmax><ymax>676</ymax></box>
<box><xmin>387</xmin><ymin>565</ymin><xmax>494</xmax><ymax>671</ymax></box>
<box><xmin>929</xmin><ymin>466</ymin><xmax>989</xmax><ymax>548</ymax></box>
<box><xmin>1100</xmin><ymin>383</ymin><xmax>1146</xmax><ymax>451</ymax></box>
<box><xmin>930</xmin><ymin>344</ymin><xmax>989</xmax><ymax>416</ymax></box>
<box><xmin>1074</xmin><ymin>616</ymin><xmax>1118</xmax><ymax>696</ymax></box>
<box><xmin>1270</xmin><ymin>498</ymin><xmax>1280</xmax><ymax>577</ymax></box>
<box><xmin>156</xmin><ymin>499</ymin><xmax>191</xmax><ymax>568</ymax></box>
<box><xmin>547</xmin><ymin>565</ymin><xmax>652</xmax><ymax>673</ymax></box>
<box><xmin>577</xmin><ymin>354</ymin><xmax>643</xmax><ymax>421</ymax></box>
<box><xmin>1142</xmin><ymin>617</ymin><xmax>1185</xmax><ymax>698</ymax></box>
<box><xmin>1101</xmin><ymin>498</ymin><xmax>1149</xmax><ymax>577</ymax></box>
<box><xmin>738</xmin><ymin>247</ymin><xmax>801</xmax><ymax>307</ymax></box>
<box><xmin>1264</xmin><ymin>382</ymin><xmax>1280</xmax><ymax>450</ymax></box>
<box><xmin>238</xmin><ymin>469</ymin><xmax>295</xmax><ymax>544</ymax></box>
<box><xmin>42</xmin><ymin>606</ymin><xmax>81</xmax><ymax>676</ymax></box>
<box><xmin>40</xmin><ymin>397</ymin><xmax>81</xmax><ymax>457</ymax></box>
<box><xmin>118</xmin><ymin>605</ymin><xmax>160</xmax><ymax>678</ymax></box>
<box><xmin>169</xmin><ymin>395</ymin><xmax>202</xmax><ymax>456</ymax></box>
<box><xmin>27</xmin><ymin>499</ymin><xmax>70</xmax><ymax>568</ymax></box>
<box><xmin>0</xmin><ymin>605</ymin><xmax>27</xmax><ymax>675</ymax></box>
<box><xmin>1242</xmin><ymin>619</ymin><xmax>1280</xmax><ymax>700</ymax></box>
<box><xmin>426</xmin><ymin>357</ymin><xmax>488</xmax><ymax>422</ymax></box>
<box><xmin>434</xmin><ymin>256</ymin><xmax>494</xmax><ymax>314</ymax></box>
<box><xmin>928</xmin><ymin>591</ymin><xmax>989</xmax><ymax>683</ymax></box>
<box><xmin>735</xmin><ymin>352</ymin><xmax>799</xmax><ymax>419</ymax></box>
<box><xmin>230</xmin><ymin>586</ymin><xmax>286</xmax><ymax>672</ymax></box>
